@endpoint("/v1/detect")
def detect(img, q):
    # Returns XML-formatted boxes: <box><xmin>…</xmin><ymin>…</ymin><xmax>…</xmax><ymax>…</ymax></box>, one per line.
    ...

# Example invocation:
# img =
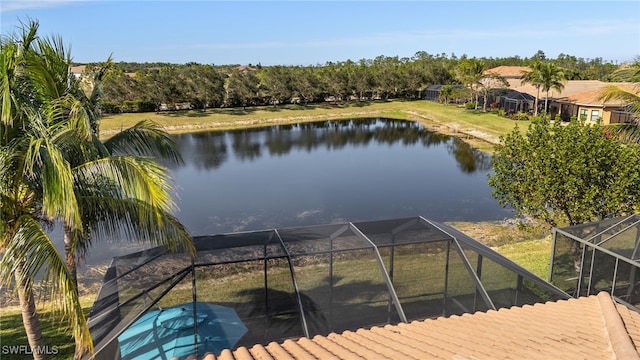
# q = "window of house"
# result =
<box><xmin>591</xmin><ymin>110</ymin><xmax>600</xmax><ymax>122</ymax></box>
<box><xmin>580</xmin><ymin>109</ymin><xmax>588</xmax><ymax>120</ymax></box>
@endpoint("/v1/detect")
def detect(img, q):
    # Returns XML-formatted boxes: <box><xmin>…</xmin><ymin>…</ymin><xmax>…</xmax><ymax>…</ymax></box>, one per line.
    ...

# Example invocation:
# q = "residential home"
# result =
<box><xmin>556</xmin><ymin>83</ymin><xmax>638</xmax><ymax>124</ymax></box>
<box><xmin>500</xmin><ymin>77</ymin><xmax>635</xmax><ymax>120</ymax></box>
<box><xmin>483</xmin><ymin>65</ymin><xmax>531</xmax><ymax>80</ymax></box>
<box><xmin>70</xmin><ymin>65</ymin><xmax>86</xmax><ymax>78</ymax></box>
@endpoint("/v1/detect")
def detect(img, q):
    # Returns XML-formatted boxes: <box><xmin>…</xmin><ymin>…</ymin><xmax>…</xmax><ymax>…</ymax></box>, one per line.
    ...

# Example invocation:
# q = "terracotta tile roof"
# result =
<box><xmin>556</xmin><ymin>83</ymin><xmax>639</xmax><ymax>107</ymax></box>
<box><xmin>197</xmin><ymin>292</ymin><xmax>640</xmax><ymax>360</ymax></box>
<box><xmin>618</xmin><ymin>303</ymin><xmax>640</xmax><ymax>353</ymax></box>
<box><xmin>70</xmin><ymin>65</ymin><xmax>86</xmax><ymax>74</ymax></box>
<box><xmin>484</xmin><ymin>66</ymin><xmax>532</xmax><ymax>78</ymax></box>
<box><xmin>507</xmin><ymin>79</ymin><xmax>611</xmax><ymax>99</ymax></box>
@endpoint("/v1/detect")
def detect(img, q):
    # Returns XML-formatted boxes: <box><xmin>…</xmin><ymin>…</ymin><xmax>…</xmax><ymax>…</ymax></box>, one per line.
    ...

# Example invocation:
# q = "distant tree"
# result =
<box><xmin>350</xmin><ymin>59</ymin><xmax>375</xmax><ymax>100</ymax></box>
<box><xmin>439</xmin><ymin>85</ymin><xmax>454</xmax><ymax>105</ymax></box>
<box><xmin>538</xmin><ymin>62</ymin><xmax>567</xmax><ymax>114</ymax></box>
<box><xmin>320</xmin><ymin>62</ymin><xmax>350</xmax><ymax>101</ymax></box>
<box><xmin>290</xmin><ymin>66</ymin><xmax>321</xmax><ymax>104</ymax></box>
<box><xmin>373</xmin><ymin>55</ymin><xmax>403</xmax><ymax>100</ymax></box>
<box><xmin>259</xmin><ymin>65</ymin><xmax>293</xmax><ymax>106</ymax></box>
<box><xmin>531</xmin><ymin>50</ymin><xmax>547</xmax><ymax>62</ymax></box>
<box><xmin>225</xmin><ymin>69</ymin><xmax>260</xmax><ymax>108</ymax></box>
<box><xmin>181</xmin><ymin>64</ymin><xmax>224</xmax><ymax>110</ymax></box>
<box><xmin>102</xmin><ymin>69</ymin><xmax>137</xmax><ymax>107</ymax></box>
<box><xmin>520</xmin><ymin>61</ymin><xmax>543</xmax><ymax>116</ymax></box>
<box><xmin>478</xmin><ymin>72</ymin><xmax>508</xmax><ymax>112</ymax></box>
<box><xmin>429</xmin><ymin>53</ymin><xmax>456</xmax><ymax>85</ymax></box>
<box><xmin>455</xmin><ymin>58</ymin><xmax>485</xmax><ymax>109</ymax></box>
<box><xmin>136</xmin><ymin>69</ymin><xmax>165</xmax><ymax>111</ymax></box>
<box><xmin>489</xmin><ymin>119</ymin><xmax>640</xmax><ymax>227</ymax></box>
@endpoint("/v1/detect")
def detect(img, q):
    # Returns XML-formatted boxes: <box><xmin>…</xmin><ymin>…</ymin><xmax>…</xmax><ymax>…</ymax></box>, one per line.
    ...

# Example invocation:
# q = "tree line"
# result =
<box><xmin>92</xmin><ymin>50</ymin><xmax>625</xmax><ymax>113</ymax></box>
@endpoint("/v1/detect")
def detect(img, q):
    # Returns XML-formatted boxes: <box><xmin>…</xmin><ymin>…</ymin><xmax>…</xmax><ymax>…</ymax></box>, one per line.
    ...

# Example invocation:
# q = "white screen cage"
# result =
<box><xmin>87</xmin><ymin>216</ymin><xmax>569</xmax><ymax>359</ymax></box>
<box><xmin>550</xmin><ymin>214</ymin><xmax>640</xmax><ymax>308</ymax></box>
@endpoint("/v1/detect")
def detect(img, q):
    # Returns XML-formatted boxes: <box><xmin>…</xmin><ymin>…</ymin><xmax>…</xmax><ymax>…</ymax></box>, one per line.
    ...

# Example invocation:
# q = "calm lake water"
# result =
<box><xmin>72</xmin><ymin>118</ymin><xmax>513</xmax><ymax>265</ymax></box>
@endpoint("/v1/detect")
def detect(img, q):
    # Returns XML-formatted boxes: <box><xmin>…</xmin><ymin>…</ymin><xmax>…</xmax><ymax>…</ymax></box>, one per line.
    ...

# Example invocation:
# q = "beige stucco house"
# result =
<box><xmin>556</xmin><ymin>83</ymin><xmax>638</xmax><ymax>124</ymax></box>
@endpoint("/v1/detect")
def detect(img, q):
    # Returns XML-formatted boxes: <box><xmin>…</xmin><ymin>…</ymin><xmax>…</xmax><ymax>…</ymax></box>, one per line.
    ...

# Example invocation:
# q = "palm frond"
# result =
<box><xmin>0</xmin><ymin>19</ymin><xmax>39</xmax><ymax>127</ymax></box>
<box><xmin>599</xmin><ymin>86</ymin><xmax>640</xmax><ymax>114</ymax></box>
<box><xmin>26</xmin><ymin>35</ymin><xmax>74</xmax><ymax>101</ymax></box>
<box><xmin>612</xmin><ymin>124</ymin><xmax>640</xmax><ymax>143</ymax></box>
<box><xmin>72</xmin><ymin>195</ymin><xmax>194</xmax><ymax>257</ymax></box>
<box><xmin>0</xmin><ymin>216</ymin><xmax>92</xmax><ymax>352</ymax></box>
<box><xmin>72</xmin><ymin>155</ymin><xmax>177</xmax><ymax>211</ymax></box>
<box><xmin>103</xmin><ymin>120</ymin><xmax>183</xmax><ymax>164</ymax></box>
<box><xmin>0</xmin><ymin>42</ymin><xmax>18</xmax><ymax>127</ymax></box>
<box><xmin>22</xmin><ymin>129</ymin><xmax>81</xmax><ymax>229</ymax></box>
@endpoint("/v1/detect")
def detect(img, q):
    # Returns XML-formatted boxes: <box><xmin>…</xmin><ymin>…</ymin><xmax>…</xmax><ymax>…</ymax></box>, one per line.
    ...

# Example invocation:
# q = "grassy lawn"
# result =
<box><xmin>0</xmin><ymin>296</ymin><xmax>95</xmax><ymax>360</ymax></box>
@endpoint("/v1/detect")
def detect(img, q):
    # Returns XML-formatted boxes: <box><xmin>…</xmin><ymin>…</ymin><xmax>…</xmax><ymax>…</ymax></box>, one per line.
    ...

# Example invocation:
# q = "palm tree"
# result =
<box><xmin>1</xmin><ymin>21</ymin><xmax>195</xmax><ymax>359</ymax></box>
<box><xmin>455</xmin><ymin>58</ymin><xmax>484</xmax><ymax>109</ymax></box>
<box><xmin>39</xmin><ymin>29</ymin><xmax>195</xmax><ymax>360</ymax></box>
<box><xmin>538</xmin><ymin>62</ymin><xmax>567</xmax><ymax>114</ymax></box>
<box><xmin>46</xmin><ymin>47</ymin><xmax>193</xmax><ymax>294</ymax></box>
<box><xmin>439</xmin><ymin>85</ymin><xmax>454</xmax><ymax>106</ymax></box>
<box><xmin>1</xmin><ymin>22</ymin><xmax>90</xmax><ymax>359</ymax></box>
<box><xmin>521</xmin><ymin>61</ymin><xmax>543</xmax><ymax>116</ymax></box>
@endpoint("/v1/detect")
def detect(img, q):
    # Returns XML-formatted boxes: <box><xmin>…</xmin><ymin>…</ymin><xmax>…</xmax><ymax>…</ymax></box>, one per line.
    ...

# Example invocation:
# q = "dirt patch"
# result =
<box><xmin>446</xmin><ymin>218</ymin><xmax>550</xmax><ymax>248</ymax></box>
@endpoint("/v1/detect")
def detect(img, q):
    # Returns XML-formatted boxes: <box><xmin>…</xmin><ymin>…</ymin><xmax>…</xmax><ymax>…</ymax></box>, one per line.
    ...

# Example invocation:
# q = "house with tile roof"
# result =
<box><xmin>556</xmin><ymin>83</ymin><xmax>639</xmax><ymax>124</ymax></box>
<box><xmin>71</xmin><ymin>65</ymin><xmax>86</xmax><ymax>77</ymax></box>
<box><xmin>192</xmin><ymin>292</ymin><xmax>640</xmax><ymax>360</ymax></box>
<box><xmin>481</xmin><ymin>67</ymin><xmax>637</xmax><ymax>120</ymax></box>
<box><xmin>483</xmin><ymin>65</ymin><xmax>531</xmax><ymax>79</ymax></box>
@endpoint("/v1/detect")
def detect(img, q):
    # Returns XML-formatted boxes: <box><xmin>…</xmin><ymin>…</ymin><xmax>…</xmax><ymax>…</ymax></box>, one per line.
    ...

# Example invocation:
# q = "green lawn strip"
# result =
<box><xmin>0</xmin><ymin>296</ymin><xmax>95</xmax><ymax>360</ymax></box>
<box><xmin>493</xmin><ymin>237</ymin><xmax>553</xmax><ymax>279</ymax></box>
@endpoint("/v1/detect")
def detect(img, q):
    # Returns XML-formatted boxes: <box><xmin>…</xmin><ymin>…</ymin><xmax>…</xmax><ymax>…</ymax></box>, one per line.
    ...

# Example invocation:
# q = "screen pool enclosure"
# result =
<box><xmin>87</xmin><ymin>216</ymin><xmax>569</xmax><ymax>359</ymax></box>
<box><xmin>550</xmin><ymin>214</ymin><xmax>640</xmax><ymax>308</ymax></box>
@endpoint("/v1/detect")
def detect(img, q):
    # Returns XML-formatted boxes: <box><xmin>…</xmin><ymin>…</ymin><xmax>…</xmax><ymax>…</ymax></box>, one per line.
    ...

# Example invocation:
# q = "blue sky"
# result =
<box><xmin>1</xmin><ymin>1</ymin><xmax>638</xmax><ymax>66</ymax></box>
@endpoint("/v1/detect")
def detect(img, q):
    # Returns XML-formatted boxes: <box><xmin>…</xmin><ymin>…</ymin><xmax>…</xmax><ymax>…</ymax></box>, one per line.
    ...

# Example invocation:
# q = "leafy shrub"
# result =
<box><xmin>465</xmin><ymin>102</ymin><xmax>476</xmax><ymax>110</ymax></box>
<box><xmin>489</xmin><ymin>118</ymin><xmax>640</xmax><ymax>227</ymax></box>
<box><xmin>134</xmin><ymin>100</ymin><xmax>156</xmax><ymax>112</ymax></box>
<box><xmin>100</xmin><ymin>101</ymin><xmax>121</xmax><ymax>114</ymax></box>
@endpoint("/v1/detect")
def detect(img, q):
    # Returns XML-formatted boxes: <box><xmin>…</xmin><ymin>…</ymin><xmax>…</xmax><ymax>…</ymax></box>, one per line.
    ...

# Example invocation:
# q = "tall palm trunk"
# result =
<box><xmin>534</xmin><ymin>86</ymin><xmax>540</xmax><ymax>116</ymax></box>
<box><xmin>63</xmin><ymin>227</ymin><xmax>78</xmax><ymax>288</ymax></box>
<box><xmin>474</xmin><ymin>86</ymin><xmax>479</xmax><ymax>110</ymax></box>
<box><xmin>63</xmin><ymin>227</ymin><xmax>89</xmax><ymax>360</ymax></box>
<box><xmin>15</xmin><ymin>263</ymin><xmax>47</xmax><ymax>360</ymax></box>
<box><xmin>545</xmin><ymin>90</ymin><xmax>550</xmax><ymax>115</ymax></box>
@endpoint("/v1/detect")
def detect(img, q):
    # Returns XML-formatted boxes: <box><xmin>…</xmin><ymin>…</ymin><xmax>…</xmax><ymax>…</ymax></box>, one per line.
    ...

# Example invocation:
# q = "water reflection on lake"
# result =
<box><xmin>167</xmin><ymin>118</ymin><xmax>510</xmax><ymax>236</ymax></box>
<box><xmin>67</xmin><ymin>118</ymin><xmax>512</xmax><ymax>266</ymax></box>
